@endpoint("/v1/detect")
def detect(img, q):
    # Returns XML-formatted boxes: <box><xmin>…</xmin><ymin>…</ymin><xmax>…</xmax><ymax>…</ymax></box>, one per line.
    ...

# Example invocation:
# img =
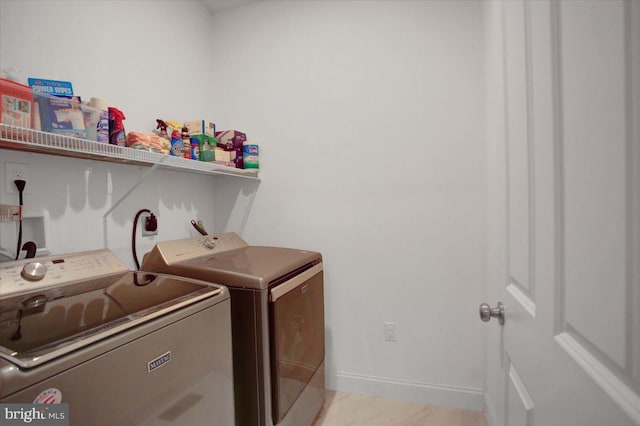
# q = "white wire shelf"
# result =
<box><xmin>0</xmin><ymin>124</ymin><xmax>260</xmax><ymax>180</ymax></box>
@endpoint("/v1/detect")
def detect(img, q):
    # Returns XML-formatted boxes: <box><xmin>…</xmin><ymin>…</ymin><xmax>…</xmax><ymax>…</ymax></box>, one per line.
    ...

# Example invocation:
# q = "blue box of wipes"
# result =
<box><xmin>28</xmin><ymin>78</ymin><xmax>86</xmax><ymax>138</ymax></box>
<box><xmin>28</xmin><ymin>78</ymin><xmax>74</xmax><ymax>97</ymax></box>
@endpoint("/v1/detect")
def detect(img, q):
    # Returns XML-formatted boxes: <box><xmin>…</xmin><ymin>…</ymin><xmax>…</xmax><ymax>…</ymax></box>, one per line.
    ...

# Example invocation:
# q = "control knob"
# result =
<box><xmin>203</xmin><ymin>237</ymin><xmax>217</xmax><ymax>249</ymax></box>
<box><xmin>21</xmin><ymin>262</ymin><xmax>48</xmax><ymax>281</ymax></box>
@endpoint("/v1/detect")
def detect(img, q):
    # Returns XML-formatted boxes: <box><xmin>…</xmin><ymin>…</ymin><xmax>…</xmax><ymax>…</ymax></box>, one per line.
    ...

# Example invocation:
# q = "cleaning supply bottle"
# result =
<box><xmin>170</xmin><ymin>130</ymin><xmax>183</xmax><ymax>156</ymax></box>
<box><xmin>90</xmin><ymin>98</ymin><xmax>109</xmax><ymax>142</ymax></box>
<box><xmin>108</xmin><ymin>107</ymin><xmax>126</xmax><ymax>146</ymax></box>
<box><xmin>97</xmin><ymin>112</ymin><xmax>109</xmax><ymax>143</ymax></box>
<box><xmin>190</xmin><ymin>137</ymin><xmax>200</xmax><ymax>161</ymax></box>
<box><xmin>181</xmin><ymin>127</ymin><xmax>191</xmax><ymax>159</ymax></box>
<box><xmin>243</xmin><ymin>141</ymin><xmax>259</xmax><ymax>169</ymax></box>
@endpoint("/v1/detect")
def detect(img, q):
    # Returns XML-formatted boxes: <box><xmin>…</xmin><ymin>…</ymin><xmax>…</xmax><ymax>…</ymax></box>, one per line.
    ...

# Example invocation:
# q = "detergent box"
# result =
<box><xmin>191</xmin><ymin>133</ymin><xmax>217</xmax><ymax>161</ymax></box>
<box><xmin>28</xmin><ymin>78</ymin><xmax>74</xmax><ymax>97</ymax></box>
<box><xmin>213</xmin><ymin>146</ymin><xmax>236</xmax><ymax>168</ymax></box>
<box><xmin>28</xmin><ymin>78</ymin><xmax>86</xmax><ymax>138</ymax></box>
<box><xmin>184</xmin><ymin>120</ymin><xmax>216</xmax><ymax>137</ymax></box>
<box><xmin>216</xmin><ymin>130</ymin><xmax>246</xmax><ymax>168</ymax></box>
<box><xmin>36</xmin><ymin>94</ymin><xmax>86</xmax><ymax>138</ymax></box>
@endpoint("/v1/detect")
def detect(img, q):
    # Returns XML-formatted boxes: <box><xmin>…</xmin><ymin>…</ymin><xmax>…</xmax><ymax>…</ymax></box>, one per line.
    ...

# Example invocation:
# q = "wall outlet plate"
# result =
<box><xmin>141</xmin><ymin>212</ymin><xmax>158</xmax><ymax>237</ymax></box>
<box><xmin>4</xmin><ymin>162</ymin><xmax>29</xmax><ymax>194</ymax></box>
<box><xmin>384</xmin><ymin>322</ymin><xmax>397</xmax><ymax>342</ymax></box>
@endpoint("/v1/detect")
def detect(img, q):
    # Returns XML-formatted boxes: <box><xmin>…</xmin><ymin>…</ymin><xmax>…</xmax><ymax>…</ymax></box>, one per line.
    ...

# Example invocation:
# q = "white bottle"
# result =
<box><xmin>89</xmin><ymin>98</ymin><xmax>109</xmax><ymax>143</ymax></box>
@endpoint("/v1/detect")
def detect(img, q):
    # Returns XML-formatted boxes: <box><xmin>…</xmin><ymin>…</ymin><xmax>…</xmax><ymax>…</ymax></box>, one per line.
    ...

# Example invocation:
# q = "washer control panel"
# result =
<box><xmin>0</xmin><ymin>250</ymin><xmax>128</xmax><ymax>297</ymax></box>
<box><xmin>144</xmin><ymin>232</ymin><xmax>248</xmax><ymax>266</ymax></box>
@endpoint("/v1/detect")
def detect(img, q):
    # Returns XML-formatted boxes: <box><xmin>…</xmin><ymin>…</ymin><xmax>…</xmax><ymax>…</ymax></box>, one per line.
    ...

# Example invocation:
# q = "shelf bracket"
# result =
<box><xmin>102</xmin><ymin>163</ymin><xmax>161</xmax><ymax>248</ymax></box>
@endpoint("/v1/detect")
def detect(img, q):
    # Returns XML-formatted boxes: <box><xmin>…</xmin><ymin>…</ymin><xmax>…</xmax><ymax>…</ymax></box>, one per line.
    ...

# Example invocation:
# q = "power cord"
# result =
<box><xmin>132</xmin><ymin>208</ymin><xmax>151</xmax><ymax>270</ymax></box>
<box><xmin>14</xmin><ymin>180</ymin><xmax>25</xmax><ymax>260</ymax></box>
<box><xmin>12</xmin><ymin>180</ymin><xmax>37</xmax><ymax>260</ymax></box>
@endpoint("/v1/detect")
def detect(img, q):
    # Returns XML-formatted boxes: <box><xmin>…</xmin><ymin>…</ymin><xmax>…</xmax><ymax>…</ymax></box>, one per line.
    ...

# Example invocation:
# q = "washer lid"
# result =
<box><xmin>149</xmin><ymin>246</ymin><xmax>322</xmax><ymax>290</ymax></box>
<box><xmin>0</xmin><ymin>272</ymin><xmax>224</xmax><ymax>369</ymax></box>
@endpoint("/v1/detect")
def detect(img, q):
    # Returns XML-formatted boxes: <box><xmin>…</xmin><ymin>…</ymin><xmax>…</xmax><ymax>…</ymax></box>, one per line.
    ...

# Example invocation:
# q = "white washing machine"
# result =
<box><xmin>141</xmin><ymin>232</ymin><xmax>325</xmax><ymax>426</ymax></box>
<box><xmin>0</xmin><ymin>249</ymin><xmax>235</xmax><ymax>425</ymax></box>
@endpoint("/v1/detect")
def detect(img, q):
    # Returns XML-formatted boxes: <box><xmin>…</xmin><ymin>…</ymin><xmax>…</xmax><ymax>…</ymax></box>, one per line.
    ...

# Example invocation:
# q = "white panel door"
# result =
<box><xmin>488</xmin><ymin>1</ymin><xmax>640</xmax><ymax>425</ymax></box>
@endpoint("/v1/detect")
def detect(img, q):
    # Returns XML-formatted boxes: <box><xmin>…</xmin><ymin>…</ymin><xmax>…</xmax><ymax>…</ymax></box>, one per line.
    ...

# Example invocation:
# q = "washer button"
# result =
<box><xmin>21</xmin><ymin>262</ymin><xmax>48</xmax><ymax>281</ymax></box>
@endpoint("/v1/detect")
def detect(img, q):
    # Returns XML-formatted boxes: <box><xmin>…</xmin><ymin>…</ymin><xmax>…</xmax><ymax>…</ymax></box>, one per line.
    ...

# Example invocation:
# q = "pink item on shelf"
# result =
<box><xmin>215</xmin><ymin>130</ymin><xmax>246</xmax><ymax>168</ymax></box>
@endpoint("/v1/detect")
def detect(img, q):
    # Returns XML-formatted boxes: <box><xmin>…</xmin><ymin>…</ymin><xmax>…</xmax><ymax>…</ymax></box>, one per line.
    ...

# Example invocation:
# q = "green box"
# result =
<box><xmin>191</xmin><ymin>134</ymin><xmax>217</xmax><ymax>161</ymax></box>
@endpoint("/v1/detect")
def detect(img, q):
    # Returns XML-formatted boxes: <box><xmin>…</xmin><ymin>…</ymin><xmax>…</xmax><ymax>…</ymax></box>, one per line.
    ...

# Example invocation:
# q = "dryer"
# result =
<box><xmin>141</xmin><ymin>232</ymin><xmax>325</xmax><ymax>426</ymax></box>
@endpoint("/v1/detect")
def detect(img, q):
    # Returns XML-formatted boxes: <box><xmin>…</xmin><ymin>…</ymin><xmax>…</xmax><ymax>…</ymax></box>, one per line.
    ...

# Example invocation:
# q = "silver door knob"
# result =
<box><xmin>479</xmin><ymin>302</ymin><xmax>504</xmax><ymax>325</ymax></box>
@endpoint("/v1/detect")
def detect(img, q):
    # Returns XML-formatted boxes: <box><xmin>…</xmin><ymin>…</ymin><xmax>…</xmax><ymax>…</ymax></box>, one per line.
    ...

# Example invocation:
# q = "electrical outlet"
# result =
<box><xmin>5</xmin><ymin>162</ymin><xmax>29</xmax><ymax>194</ymax></box>
<box><xmin>141</xmin><ymin>212</ymin><xmax>158</xmax><ymax>236</ymax></box>
<box><xmin>384</xmin><ymin>322</ymin><xmax>397</xmax><ymax>342</ymax></box>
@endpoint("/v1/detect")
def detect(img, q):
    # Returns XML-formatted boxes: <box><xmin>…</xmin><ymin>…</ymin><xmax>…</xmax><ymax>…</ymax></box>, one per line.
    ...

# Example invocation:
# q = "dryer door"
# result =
<box><xmin>269</xmin><ymin>264</ymin><xmax>324</xmax><ymax>424</ymax></box>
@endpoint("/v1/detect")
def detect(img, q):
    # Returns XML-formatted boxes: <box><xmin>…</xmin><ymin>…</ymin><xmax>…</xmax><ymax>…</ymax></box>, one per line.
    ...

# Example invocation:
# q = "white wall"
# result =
<box><xmin>0</xmin><ymin>0</ymin><xmax>232</xmax><ymax>265</ymax></box>
<box><xmin>207</xmin><ymin>0</ymin><xmax>487</xmax><ymax>409</ymax></box>
<box><xmin>0</xmin><ymin>0</ymin><xmax>216</xmax><ymax>131</ymax></box>
<box><xmin>1</xmin><ymin>0</ymin><xmax>488</xmax><ymax>412</ymax></box>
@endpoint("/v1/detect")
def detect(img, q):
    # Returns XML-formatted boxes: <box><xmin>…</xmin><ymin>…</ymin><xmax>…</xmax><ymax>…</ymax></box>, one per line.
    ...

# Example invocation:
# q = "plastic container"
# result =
<box><xmin>190</xmin><ymin>138</ymin><xmax>200</xmax><ymax>160</ymax></box>
<box><xmin>0</xmin><ymin>78</ymin><xmax>33</xmax><ymax>129</ymax></box>
<box><xmin>243</xmin><ymin>141</ymin><xmax>259</xmax><ymax>169</ymax></box>
<box><xmin>108</xmin><ymin>107</ymin><xmax>126</xmax><ymax>146</ymax></box>
<box><xmin>90</xmin><ymin>98</ymin><xmax>109</xmax><ymax>143</ymax></box>
<box><xmin>96</xmin><ymin>112</ymin><xmax>109</xmax><ymax>142</ymax></box>
<box><xmin>170</xmin><ymin>130</ymin><xmax>183</xmax><ymax>156</ymax></box>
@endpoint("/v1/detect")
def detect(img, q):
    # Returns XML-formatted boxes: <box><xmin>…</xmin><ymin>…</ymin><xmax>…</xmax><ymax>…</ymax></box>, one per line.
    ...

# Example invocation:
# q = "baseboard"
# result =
<box><xmin>325</xmin><ymin>371</ymin><xmax>486</xmax><ymax>412</ymax></box>
<box><xmin>483</xmin><ymin>390</ymin><xmax>497</xmax><ymax>426</ymax></box>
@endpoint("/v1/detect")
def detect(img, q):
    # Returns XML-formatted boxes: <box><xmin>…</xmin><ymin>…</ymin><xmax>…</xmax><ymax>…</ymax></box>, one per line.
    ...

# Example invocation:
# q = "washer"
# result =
<box><xmin>141</xmin><ymin>232</ymin><xmax>325</xmax><ymax>426</ymax></box>
<box><xmin>0</xmin><ymin>249</ymin><xmax>234</xmax><ymax>425</ymax></box>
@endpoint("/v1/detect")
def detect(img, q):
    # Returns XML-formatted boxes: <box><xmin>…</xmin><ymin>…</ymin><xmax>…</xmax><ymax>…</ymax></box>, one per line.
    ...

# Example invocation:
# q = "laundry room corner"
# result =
<box><xmin>2</xmin><ymin>1</ymin><xmax>637</xmax><ymax>424</ymax></box>
<box><xmin>1</xmin><ymin>0</ymin><xmax>490</xmax><ymax>422</ymax></box>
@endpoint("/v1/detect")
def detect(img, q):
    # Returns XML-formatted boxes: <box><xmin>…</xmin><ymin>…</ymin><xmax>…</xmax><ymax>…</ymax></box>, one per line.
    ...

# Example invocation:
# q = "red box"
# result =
<box><xmin>0</xmin><ymin>78</ymin><xmax>33</xmax><ymax>129</ymax></box>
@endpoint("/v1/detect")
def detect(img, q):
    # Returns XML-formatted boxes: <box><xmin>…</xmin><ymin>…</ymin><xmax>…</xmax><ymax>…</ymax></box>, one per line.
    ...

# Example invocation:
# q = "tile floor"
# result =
<box><xmin>312</xmin><ymin>391</ymin><xmax>488</xmax><ymax>426</ymax></box>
